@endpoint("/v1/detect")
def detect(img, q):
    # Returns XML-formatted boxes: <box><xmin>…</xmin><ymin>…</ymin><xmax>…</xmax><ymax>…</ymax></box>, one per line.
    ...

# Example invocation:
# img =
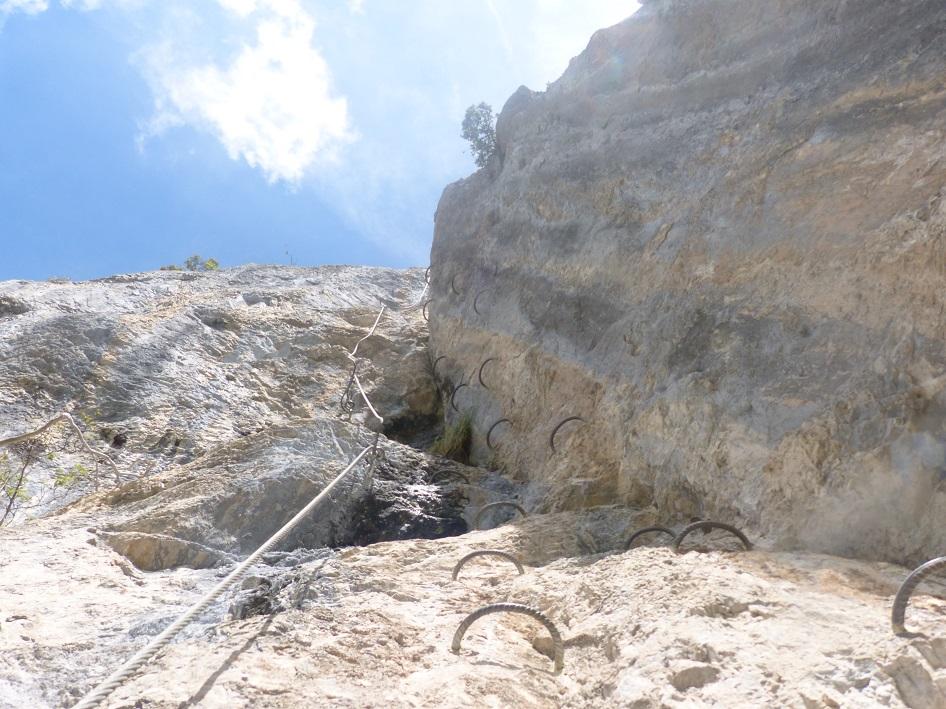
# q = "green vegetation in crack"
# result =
<box><xmin>430</xmin><ymin>414</ymin><xmax>473</xmax><ymax>464</ymax></box>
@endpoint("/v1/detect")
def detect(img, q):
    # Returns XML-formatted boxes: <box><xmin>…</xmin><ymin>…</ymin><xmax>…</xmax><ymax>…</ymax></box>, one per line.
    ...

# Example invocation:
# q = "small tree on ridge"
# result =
<box><xmin>462</xmin><ymin>102</ymin><xmax>497</xmax><ymax>168</ymax></box>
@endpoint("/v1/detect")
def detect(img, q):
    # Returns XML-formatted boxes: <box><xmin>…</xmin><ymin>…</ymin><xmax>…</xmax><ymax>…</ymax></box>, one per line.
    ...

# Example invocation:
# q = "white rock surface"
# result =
<box><xmin>1</xmin><ymin>264</ymin><xmax>434</xmax><ymax>483</ymax></box>
<box><xmin>0</xmin><ymin>265</ymin><xmax>944</xmax><ymax>707</ymax></box>
<box><xmin>3</xmin><ymin>509</ymin><xmax>946</xmax><ymax>707</ymax></box>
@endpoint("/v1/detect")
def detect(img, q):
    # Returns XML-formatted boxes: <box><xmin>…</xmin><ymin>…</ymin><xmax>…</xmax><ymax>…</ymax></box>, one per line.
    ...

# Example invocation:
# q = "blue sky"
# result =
<box><xmin>0</xmin><ymin>0</ymin><xmax>638</xmax><ymax>281</ymax></box>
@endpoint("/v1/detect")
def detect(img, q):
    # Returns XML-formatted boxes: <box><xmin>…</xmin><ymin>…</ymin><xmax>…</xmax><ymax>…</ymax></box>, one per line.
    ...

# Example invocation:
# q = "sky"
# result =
<box><xmin>0</xmin><ymin>0</ymin><xmax>639</xmax><ymax>281</ymax></box>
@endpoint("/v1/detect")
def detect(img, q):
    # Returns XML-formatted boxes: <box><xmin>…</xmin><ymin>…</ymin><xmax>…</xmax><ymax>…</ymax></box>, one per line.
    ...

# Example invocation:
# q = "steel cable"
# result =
<box><xmin>73</xmin><ymin>446</ymin><xmax>373</xmax><ymax>709</ymax></box>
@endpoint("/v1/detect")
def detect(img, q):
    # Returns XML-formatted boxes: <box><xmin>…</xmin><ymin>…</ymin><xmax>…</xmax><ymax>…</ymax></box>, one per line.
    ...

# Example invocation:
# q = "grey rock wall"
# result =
<box><xmin>429</xmin><ymin>0</ymin><xmax>946</xmax><ymax>563</ymax></box>
<box><xmin>0</xmin><ymin>264</ymin><xmax>434</xmax><ymax>476</ymax></box>
<box><xmin>0</xmin><ymin>265</ymin><xmax>469</xmax><ymax>567</ymax></box>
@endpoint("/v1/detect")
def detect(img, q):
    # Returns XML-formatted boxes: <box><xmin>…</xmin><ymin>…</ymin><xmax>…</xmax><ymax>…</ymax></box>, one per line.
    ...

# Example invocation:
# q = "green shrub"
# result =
<box><xmin>161</xmin><ymin>255</ymin><xmax>220</xmax><ymax>272</ymax></box>
<box><xmin>53</xmin><ymin>463</ymin><xmax>89</xmax><ymax>488</ymax></box>
<box><xmin>430</xmin><ymin>414</ymin><xmax>473</xmax><ymax>464</ymax></box>
<box><xmin>0</xmin><ymin>450</ymin><xmax>31</xmax><ymax>526</ymax></box>
<box><xmin>461</xmin><ymin>102</ymin><xmax>497</xmax><ymax>168</ymax></box>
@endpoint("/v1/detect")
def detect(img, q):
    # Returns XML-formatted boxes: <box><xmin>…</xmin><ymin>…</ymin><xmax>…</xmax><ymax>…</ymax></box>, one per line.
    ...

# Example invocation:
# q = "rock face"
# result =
<box><xmin>1</xmin><ymin>266</ymin><xmax>944</xmax><ymax>708</ymax></box>
<box><xmin>429</xmin><ymin>0</ymin><xmax>946</xmax><ymax>564</ymax></box>
<box><xmin>0</xmin><ymin>265</ymin><xmax>435</xmax><ymax>474</ymax></box>
<box><xmin>4</xmin><ymin>265</ymin><xmax>592</xmax><ymax>708</ymax></box>
<box><xmin>0</xmin><ymin>265</ymin><xmax>473</xmax><ymax>567</ymax></box>
<box><xmin>5</xmin><ymin>509</ymin><xmax>946</xmax><ymax>708</ymax></box>
<box><xmin>5</xmin><ymin>4</ymin><xmax>946</xmax><ymax>707</ymax></box>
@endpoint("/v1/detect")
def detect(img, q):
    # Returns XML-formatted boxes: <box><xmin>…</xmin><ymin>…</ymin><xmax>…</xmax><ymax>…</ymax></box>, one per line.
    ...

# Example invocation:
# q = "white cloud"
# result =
<box><xmin>139</xmin><ymin>0</ymin><xmax>352</xmax><ymax>183</ymax></box>
<box><xmin>59</xmin><ymin>0</ymin><xmax>156</xmax><ymax>10</ymax></box>
<box><xmin>2</xmin><ymin>0</ymin><xmax>639</xmax><ymax>259</ymax></box>
<box><xmin>0</xmin><ymin>0</ymin><xmax>48</xmax><ymax>16</ymax></box>
<box><xmin>0</xmin><ymin>0</ymin><xmax>47</xmax><ymax>33</ymax></box>
<box><xmin>4</xmin><ymin>0</ymin><xmax>353</xmax><ymax>184</ymax></box>
<box><xmin>215</xmin><ymin>0</ymin><xmax>257</xmax><ymax>17</ymax></box>
<box><xmin>483</xmin><ymin>0</ymin><xmax>514</xmax><ymax>64</ymax></box>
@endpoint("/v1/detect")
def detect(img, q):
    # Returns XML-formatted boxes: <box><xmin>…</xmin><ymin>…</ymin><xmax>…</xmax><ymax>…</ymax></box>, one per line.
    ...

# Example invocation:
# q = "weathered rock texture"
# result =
<box><xmin>1</xmin><ymin>267</ymin><xmax>943</xmax><ymax>708</ymax></box>
<box><xmin>429</xmin><ymin>0</ymin><xmax>946</xmax><ymax>564</ymax></box>
<box><xmin>5</xmin><ymin>510</ymin><xmax>946</xmax><ymax>707</ymax></box>
<box><xmin>0</xmin><ymin>266</ymin><xmax>475</xmax><ymax>566</ymax></box>
<box><xmin>0</xmin><ymin>266</ymin><xmax>543</xmax><ymax>707</ymax></box>
<box><xmin>0</xmin><ymin>265</ymin><xmax>435</xmax><ymax>472</ymax></box>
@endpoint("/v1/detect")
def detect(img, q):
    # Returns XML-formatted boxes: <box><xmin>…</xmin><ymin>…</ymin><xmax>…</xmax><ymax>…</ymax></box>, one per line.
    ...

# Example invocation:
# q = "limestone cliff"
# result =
<box><xmin>429</xmin><ymin>0</ymin><xmax>946</xmax><ymax>564</ymax></box>
<box><xmin>0</xmin><ymin>266</ymin><xmax>461</xmax><ymax>560</ymax></box>
<box><xmin>2</xmin><ymin>270</ymin><xmax>944</xmax><ymax>708</ymax></box>
<box><xmin>4</xmin><ymin>3</ymin><xmax>946</xmax><ymax>706</ymax></box>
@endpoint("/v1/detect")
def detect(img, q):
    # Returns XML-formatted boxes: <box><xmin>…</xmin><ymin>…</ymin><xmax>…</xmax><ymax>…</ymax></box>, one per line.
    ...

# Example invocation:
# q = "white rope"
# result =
<box><xmin>73</xmin><ymin>445</ymin><xmax>373</xmax><ymax>709</ymax></box>
<box><xmin>353</xmin><ymin>373</ymin><xmax>384</xmax><ymax>425</ymax></box>
<box><xmin>400</xmin><ymin>280</ymin><xmax>429</xmax><ymax>312</ymax></box>
<box><xmin>340</xmin><ymin>272</ymin><xmax>428</xmax><ymax>423</ymax></box>
<box><xmin>348</xmin><ymin>307</ymin><xmax>386</xmax><ymax>360</ymax></box>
